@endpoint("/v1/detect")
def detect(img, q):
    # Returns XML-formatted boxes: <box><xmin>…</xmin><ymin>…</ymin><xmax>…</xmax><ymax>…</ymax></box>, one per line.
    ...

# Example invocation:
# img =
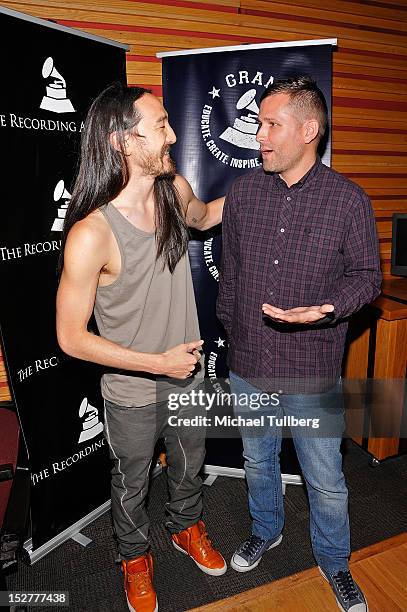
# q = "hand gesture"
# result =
<box><xmin>159</xmin><ymin>340</ymin><xmax>204</xmax><ymax>378</ymax></box>
<box><xmin>262</xmin><ymin>303</ymin><xmax>334</xmax><ymax>324</ymax></box>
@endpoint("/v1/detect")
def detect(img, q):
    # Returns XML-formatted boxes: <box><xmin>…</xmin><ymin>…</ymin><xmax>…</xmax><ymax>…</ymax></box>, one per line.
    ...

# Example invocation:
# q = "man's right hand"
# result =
<box><xmin>262</xmin><ymin>303</ymin><xmax>334</xmax><ymax>324</ymax></box>
<box><xmin>158</xmin><ymin>340</ymin><xmax>204</xmax><ymax>379</ymax></box>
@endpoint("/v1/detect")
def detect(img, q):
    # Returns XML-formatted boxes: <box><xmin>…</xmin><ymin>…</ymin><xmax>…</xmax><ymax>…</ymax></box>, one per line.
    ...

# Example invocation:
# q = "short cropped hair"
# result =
<box><xmin>260</xmin><ymin>76</ymin><xmax>328</xmax><ymax>139</ymax></box>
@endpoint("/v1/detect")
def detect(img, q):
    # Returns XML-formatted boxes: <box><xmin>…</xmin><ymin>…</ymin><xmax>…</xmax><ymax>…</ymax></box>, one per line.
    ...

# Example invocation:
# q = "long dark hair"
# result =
<box><xmin>59</xmin><ymin>82</ymin><xmax>188</xmax><ymax>275</ymax></box>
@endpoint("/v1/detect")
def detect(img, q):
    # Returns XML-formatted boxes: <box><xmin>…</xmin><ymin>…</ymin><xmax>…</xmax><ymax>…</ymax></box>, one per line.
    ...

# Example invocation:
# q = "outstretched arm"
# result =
<box><xmin>174</xmin><ymin>174</ymin><xmax>225</xmax><ymax>231</ymax></box>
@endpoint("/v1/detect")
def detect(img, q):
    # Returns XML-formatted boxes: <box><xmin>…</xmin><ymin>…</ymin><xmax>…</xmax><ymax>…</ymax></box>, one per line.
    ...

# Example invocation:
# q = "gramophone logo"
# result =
<box><xmin>40</xmin><ymin>57</ymin><xmax>75</xmax><ymax>114</ymax></box>
<box><xmin>78</xmin><ymin>397</ymin><xmax>104</xmax><ymax>444</ymax></box>
<box><xmin>219</xmin><ymin>89</ymin><xmax>260</xmax><ymax>151</ymax></box>
<box><xmin>51</xmin><ymin>179</ymin><xmax>71</xmax><ymax>232</ymax></box>
<box><xmin>200</xmin><ymin>70</ymin><xmax>273</xmax><ymax>168</ymax></box>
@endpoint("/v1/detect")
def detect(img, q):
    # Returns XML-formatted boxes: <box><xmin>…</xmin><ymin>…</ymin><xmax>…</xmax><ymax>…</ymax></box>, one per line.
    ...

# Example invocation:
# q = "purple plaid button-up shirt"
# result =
<box><xmin>217</xmin><ymin>158</ymin><xmax>382</xmax><ymax>392</ymax></box>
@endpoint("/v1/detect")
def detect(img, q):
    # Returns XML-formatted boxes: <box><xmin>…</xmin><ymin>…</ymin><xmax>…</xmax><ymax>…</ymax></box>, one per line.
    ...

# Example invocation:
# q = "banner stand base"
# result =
<box><xmin>24</xmin><ymin>499</ymin><xmax>111</xmax><ymax>565</ymax></box>
<box><xmin>23</xmin><ymin>463</ymin><xmax>163</xmax><ymax>564</ymax></box>
<box><xmin>203</xmin><ymin>465</ymin><xmax>302</xmax><ymax>494</ymax></box>
<box><xmin>70</xmin><ymin>532</ymin><xmax>93</xmax><ymax>547</ymax></box>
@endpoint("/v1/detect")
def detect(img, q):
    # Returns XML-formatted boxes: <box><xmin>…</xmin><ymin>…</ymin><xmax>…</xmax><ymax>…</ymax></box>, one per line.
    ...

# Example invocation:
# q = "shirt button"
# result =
<box><xmin>274</xmin><ymin>259</ymin><xmax>279</xmax><ymax>265</ymax></box>
<box><xmin>286</xmin><ymin>196</ymin><xmax>291</xmax><ymax>201</ymax></box>
<box><xmin>280</xmin><ymin>228</ymin><xmax>285</xmax><ymax>233</ymax></box>
<box><xmin>269</xmin><ymin>291</ymin><xmax>273</xmax><ymax>295</ymax></box>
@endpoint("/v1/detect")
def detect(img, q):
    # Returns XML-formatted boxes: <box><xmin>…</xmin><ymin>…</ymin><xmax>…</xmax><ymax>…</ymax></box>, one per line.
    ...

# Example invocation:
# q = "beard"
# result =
<box><xmin>139</xmin><ymin>144</ymin><xmax>176</xmax><ymax>178</ymax></box>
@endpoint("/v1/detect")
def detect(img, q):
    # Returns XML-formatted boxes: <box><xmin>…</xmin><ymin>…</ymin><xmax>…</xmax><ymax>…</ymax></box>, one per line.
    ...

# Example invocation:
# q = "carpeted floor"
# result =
<box><xmin>6</xmin><ymin>440</ymin><xmax>407</xmax><ymax>612</ymax></box>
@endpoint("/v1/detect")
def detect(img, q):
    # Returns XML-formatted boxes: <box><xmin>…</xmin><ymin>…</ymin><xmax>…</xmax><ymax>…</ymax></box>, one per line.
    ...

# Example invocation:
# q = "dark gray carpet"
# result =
<box><xmin>6</xmin><ymin>440</ymin><xmax>407</xmax><ymax>612</ymax></box>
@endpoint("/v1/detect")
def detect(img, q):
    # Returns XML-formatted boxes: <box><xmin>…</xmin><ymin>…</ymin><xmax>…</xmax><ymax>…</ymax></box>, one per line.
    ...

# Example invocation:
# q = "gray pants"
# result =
<box><xmin>104</xmin><ymin>396</ymin><xmax>206</xmax><ymax>560</ymax></box>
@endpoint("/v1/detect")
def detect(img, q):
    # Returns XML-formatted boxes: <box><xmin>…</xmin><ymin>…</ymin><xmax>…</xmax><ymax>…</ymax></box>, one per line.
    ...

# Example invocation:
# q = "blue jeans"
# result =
<box><xmin>229</xmin><ymin>371</ymin><xmax>350</xmax><ymax>574</ymax></box>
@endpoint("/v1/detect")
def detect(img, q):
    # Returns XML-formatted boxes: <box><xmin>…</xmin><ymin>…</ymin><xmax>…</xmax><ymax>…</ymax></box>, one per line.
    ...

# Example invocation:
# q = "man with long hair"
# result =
<box><xmin>217</xmin><ymin>76</ymin><xmax>381</xmax><ymax>612</ymax></box>
<box><xmin>57</xmin><ymin>83</ymin><xmax>226</xmax><ymax>612</ymax></box>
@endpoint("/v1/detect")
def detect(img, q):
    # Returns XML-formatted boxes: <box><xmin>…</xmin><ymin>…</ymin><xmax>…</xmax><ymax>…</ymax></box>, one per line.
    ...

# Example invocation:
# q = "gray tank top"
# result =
<box><xmin>93</xmin><ymin>203</ymin><xmax>204</xmax><ymax>407</ymax></box>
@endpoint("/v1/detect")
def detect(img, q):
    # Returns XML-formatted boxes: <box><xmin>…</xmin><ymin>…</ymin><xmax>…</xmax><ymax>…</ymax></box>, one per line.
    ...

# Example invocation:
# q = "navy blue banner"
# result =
<box><xmin>162</xmin><ymin>42</ymin><xmax>333</xmax><ymax>471</ymax></box>
<box><xmin>0</xmin><ymin>8</ymin><xmax>127</xmax><ymax>552</ymax></box>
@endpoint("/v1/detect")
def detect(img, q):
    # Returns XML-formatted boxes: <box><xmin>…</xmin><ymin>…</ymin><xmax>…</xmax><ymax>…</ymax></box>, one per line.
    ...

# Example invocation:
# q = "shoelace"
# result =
<box><xmin>198</xmin><ymin>530</ymin><xmax>213</xmax><ymax>556</ymax></box>
<box><xmin>128</xmin><ymin>568</ymin><xmax>151</xmax><ymax>595</ymax></box>
<box><xmin>332</xmin><ymin>571</ymin><xmax>359</xmax><ymax>602</ymax></box>
<box><xmin>240</xmin><ymin>534</ymin><xmax>266</xmax><ymax>557</ymax></box>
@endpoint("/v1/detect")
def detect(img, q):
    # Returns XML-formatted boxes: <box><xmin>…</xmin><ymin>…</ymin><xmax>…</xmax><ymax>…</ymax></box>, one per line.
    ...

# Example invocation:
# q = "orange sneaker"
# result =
<box><xmin>172</xmin><ymin>520</ymin><xmax>227</xmax><ymax>576</ymax></box>
<box><xmin>121</xmin><ymin>553</ymin><xmax>158</xmax><ymax>612</ymax></box>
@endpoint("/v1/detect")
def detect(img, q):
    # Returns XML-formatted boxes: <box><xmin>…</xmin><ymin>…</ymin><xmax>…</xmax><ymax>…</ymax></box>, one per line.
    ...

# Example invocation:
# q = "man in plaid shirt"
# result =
<box><xmin>217</xmin><ymin>76</ymin><xmax>381</xmax><ymax>612</ymax></box>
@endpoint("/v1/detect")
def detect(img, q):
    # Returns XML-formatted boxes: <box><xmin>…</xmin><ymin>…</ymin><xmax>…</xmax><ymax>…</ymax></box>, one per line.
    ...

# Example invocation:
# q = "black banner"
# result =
<box><xmin>161</xmin><ymin>41</ymin><xmax>333</xmax><ymax>471</ymax></box>
<box><xmin>0</xmin><ymin>8</ymin><xmax>127</xmax><ymax>552</ymax></box>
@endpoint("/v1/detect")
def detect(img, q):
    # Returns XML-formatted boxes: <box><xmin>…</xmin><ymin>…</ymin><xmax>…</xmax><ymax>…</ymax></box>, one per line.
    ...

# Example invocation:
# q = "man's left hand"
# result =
<box><xmin>262</xmin><ymin>303</ymin><xmax>334</xmax><ymax>324</ymax></box>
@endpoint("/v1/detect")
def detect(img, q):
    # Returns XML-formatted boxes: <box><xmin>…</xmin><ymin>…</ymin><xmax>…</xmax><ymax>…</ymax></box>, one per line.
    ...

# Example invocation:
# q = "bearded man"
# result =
<box><xmin>57</xmin><ymin>83</ymin><xmax>226</xmax><ymax>612</ymax></box>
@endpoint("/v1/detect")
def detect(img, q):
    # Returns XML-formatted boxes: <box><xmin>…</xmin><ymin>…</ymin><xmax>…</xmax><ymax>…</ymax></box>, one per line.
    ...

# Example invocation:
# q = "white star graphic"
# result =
<box><xmin>215</xmin><ymin>337</ymin><xmax>225</xmax><ymax>348</ymax></box>
<box><xmin>208</xmin><ymin>86</ymin><xmax>220</xmax><ymax>99</ymax></box>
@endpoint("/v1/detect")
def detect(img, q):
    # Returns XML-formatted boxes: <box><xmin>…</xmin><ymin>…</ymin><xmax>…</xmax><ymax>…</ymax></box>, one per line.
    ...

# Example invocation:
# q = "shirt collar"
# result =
<box><xmin>274</xmin><ymin>156</ymin><xmax>321</xmax><ymax>190</ymax></box>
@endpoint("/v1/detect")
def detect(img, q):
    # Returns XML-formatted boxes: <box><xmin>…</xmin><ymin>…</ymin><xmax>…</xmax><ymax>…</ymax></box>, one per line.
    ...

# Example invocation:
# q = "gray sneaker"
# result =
<box><xmin>319</xmin><ymin>567</ymin><xmax>368</xmax><ymax>611</ymax></box>
<box><xmin>231</xmin><ymin>533</ymin><xmax>283</xmax><ymax>572</ymax></box>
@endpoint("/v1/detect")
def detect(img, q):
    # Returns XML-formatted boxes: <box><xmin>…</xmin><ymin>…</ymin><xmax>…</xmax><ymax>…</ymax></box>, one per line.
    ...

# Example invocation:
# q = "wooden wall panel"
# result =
<box><xmin>0</xmin><ymin>353</ymin><xmax>11</xmax><ymax>402</ymax></box>
<box><xmin>0</xmin><ymin>0</ymin><xmax>406</xmax><ymax>399</ymax></box>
